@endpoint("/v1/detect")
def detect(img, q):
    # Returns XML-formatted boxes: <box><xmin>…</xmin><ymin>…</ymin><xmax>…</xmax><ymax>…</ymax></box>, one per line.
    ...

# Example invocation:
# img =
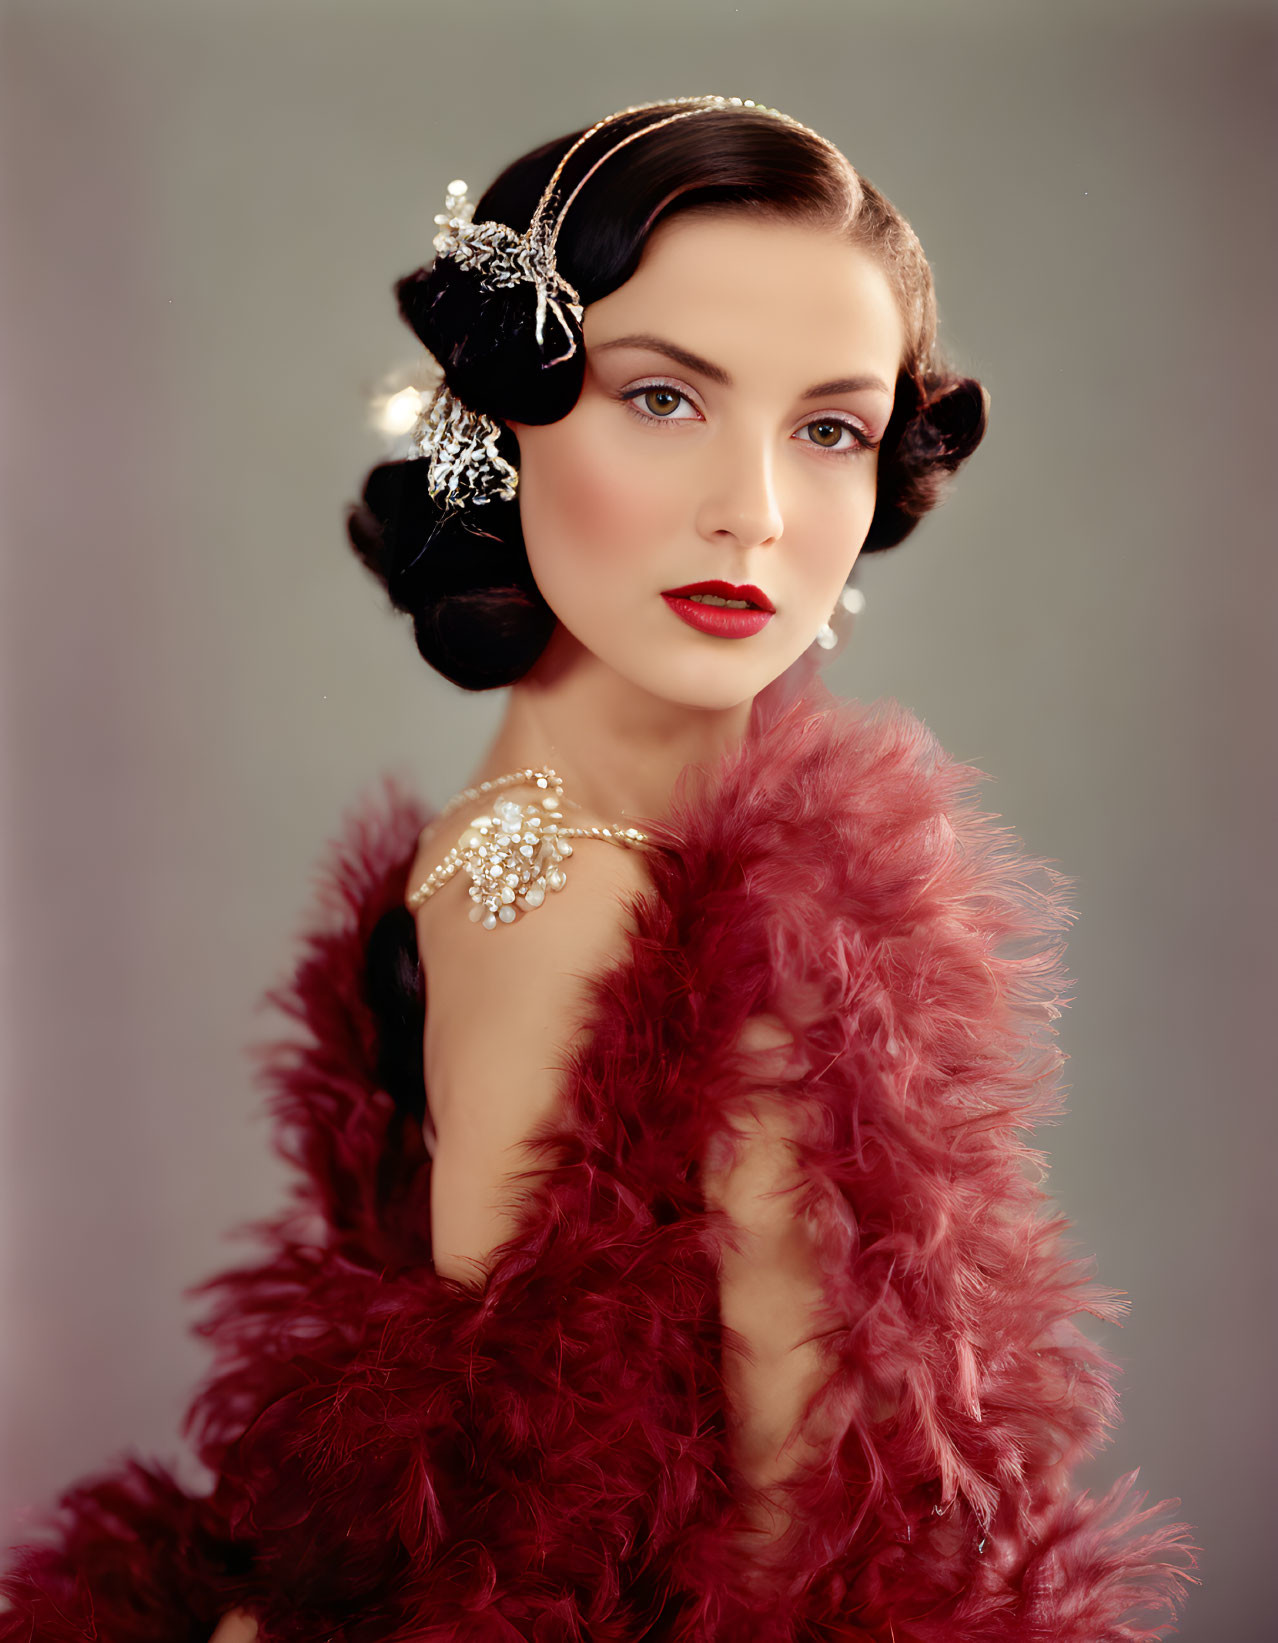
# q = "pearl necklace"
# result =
<box><xmin>406</xmin><ymin>767</ymin><xmax>648</xmax><ymax>930</ymax></box>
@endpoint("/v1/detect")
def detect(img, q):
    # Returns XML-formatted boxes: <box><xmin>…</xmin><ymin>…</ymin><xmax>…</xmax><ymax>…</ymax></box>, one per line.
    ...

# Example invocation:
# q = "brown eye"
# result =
<box><xmin>799</xmin><ymin>417</ymin><xmax>871</xmax><ymax>456</ymax></box>
<box><xmin>642</xmin><ymin>387</ymin><xmax>682</xmax><ymax>417</ymax></box>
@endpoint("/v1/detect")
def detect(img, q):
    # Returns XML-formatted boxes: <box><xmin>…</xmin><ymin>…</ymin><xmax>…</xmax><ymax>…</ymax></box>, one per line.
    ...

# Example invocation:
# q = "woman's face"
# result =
<box><xmin>506</xmin><ymin>210</ymin><xmax>906</xmax><ymax>710</ymax></box>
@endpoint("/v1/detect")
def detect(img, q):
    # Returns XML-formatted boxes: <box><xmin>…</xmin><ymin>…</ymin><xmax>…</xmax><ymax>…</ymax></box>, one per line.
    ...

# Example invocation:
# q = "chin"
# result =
<box><xmin>619</xmin><ymin>651</ymin><xmax>788</xmax><ymax>713</ymax></box>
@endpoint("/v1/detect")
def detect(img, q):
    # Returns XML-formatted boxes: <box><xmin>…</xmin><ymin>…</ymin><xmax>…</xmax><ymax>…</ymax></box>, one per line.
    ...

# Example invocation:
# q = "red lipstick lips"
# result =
<box><xmin>665</xmin><ymin>580</ymin><xmax>775</xmax><ymax>613</ymax></box>
<box><xmin>661</xmin><ymin>580</ymin><xmax>775</xmax><ymax>639</ymax></box>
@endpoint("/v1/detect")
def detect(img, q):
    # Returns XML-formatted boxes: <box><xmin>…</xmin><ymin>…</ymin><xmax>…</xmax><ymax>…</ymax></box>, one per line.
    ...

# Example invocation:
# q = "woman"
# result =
<box><xmin>1</xmin><ymin>96</ymin><xmax>1196</xmax><ymax>1641</ymax></box>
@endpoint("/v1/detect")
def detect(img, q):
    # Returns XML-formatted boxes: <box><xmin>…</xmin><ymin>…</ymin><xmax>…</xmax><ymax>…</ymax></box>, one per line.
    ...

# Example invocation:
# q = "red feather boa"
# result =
<box><xmin>1</xmin><ymin>670</ymin><xmax>1198</xmax><ymax>1640</ymax></box>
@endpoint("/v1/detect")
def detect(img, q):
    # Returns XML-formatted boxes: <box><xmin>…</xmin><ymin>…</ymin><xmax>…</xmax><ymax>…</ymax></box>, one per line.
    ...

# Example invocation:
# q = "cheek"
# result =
<box><xmin>571</xmin><ymin>427</ymin><xmax>666</xmax><ymax>542</ymax></box>
<box><xmin>832</xmin><ymin>468</ymin><xmax>878</xmax><ymax>562</ymax></box>
<box><xmin>522</xmin><ymin>417</ymin><xmax>677</xmax><ymax>581</ymax></box>
<box><xmin>792</xmin><ymin>460</ymin><xmax>878</xmax><ymax>579</ymax></box>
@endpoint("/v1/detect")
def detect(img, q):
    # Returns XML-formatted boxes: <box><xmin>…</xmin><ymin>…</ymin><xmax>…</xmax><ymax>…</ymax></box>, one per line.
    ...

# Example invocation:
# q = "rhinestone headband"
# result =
<box><xmin>404</xmin><ymin>95</ymin><xmax>848</xmax><ymax>509</ymax></box>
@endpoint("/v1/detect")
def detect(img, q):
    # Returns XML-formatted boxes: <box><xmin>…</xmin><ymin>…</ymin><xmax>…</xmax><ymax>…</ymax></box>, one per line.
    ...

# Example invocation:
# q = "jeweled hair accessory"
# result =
<box><xmin>412</xmin><ymin>382</ymin><xmax>520</xmax><ymax>507</ymax></box>
<box><xmin>430</xmin><ymin>177</ymin><xmax>584</xmax><ymax>365</ymax></box>
<box><xmin>399</xmin><ymin>95</ymin><xmax>849</xmax><ymax>512</ymax></box>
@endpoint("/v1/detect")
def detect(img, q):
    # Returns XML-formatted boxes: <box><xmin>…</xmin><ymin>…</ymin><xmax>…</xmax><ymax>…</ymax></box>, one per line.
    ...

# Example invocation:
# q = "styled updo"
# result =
<box><xmin>347</xmin><ymin>102</ymin><xmax>987</xmax><ymax>691</ymax></box>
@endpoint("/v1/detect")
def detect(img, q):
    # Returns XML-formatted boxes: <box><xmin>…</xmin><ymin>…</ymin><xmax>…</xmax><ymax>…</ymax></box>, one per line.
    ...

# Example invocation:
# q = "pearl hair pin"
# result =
<box><xmin>406</xmin><ymin>768</ymin><xmax>648</xmax><ymax>930</ymax></box>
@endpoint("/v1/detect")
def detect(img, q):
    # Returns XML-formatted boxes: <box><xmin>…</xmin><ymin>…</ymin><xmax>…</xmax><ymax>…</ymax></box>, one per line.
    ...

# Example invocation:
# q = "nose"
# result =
<box><xmin>694</xmin><ymin>434</ymin><xmax>784</xmax><ymax>552</ymax></box>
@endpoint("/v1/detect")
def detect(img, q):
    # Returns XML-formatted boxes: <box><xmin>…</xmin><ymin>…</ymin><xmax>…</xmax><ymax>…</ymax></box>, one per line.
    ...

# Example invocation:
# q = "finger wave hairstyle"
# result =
<box><xmin>347</xmin><ymin>103</ymin><xmax>988</xmax><ymax>690</ymax></box>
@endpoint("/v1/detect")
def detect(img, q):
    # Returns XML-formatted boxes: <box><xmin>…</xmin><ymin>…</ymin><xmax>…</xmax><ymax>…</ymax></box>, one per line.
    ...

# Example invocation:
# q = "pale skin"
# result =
<box><xmin>211</xmin><ymin>211</ymin><xmax>905</xmax><ymax>1634</ymax></box>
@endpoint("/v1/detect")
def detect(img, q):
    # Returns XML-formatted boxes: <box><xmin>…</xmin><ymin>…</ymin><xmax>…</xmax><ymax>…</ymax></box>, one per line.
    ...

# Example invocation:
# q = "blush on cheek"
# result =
<box><xmin>579</xmin><ymin>429</ymin><xmax>666</xmax><ymax>552</ymax></box>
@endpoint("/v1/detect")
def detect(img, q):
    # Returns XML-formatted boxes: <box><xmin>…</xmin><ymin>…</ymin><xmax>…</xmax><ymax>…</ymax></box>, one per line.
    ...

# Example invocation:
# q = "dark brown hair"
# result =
<box><xmin>347</xmin><ymin>103</ymin><xmax>987</xmax><ymax>690</ymax></box>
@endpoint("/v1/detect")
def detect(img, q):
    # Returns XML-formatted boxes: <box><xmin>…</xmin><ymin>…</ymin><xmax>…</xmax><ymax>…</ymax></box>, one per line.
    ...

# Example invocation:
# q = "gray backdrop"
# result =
<box><xmin>2</xmin><ymin>2</ymin><xmax>1274</xmax><ymax>1636</ymax></box>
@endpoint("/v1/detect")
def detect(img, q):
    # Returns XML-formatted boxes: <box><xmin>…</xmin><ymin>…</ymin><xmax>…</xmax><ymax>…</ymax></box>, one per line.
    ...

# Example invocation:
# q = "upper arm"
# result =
<box><xmin>410</xmin><ymin>826</ymin><xmax>653</xmax><ymax>1283</ymax></box>
<box><xmin>418</xmin><ymin>833</ymin><xmax>651</xmax><ymax>1127</ymax></box>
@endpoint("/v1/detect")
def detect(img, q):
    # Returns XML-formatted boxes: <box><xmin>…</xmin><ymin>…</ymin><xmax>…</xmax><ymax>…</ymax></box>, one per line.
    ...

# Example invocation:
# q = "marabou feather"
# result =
<box><xmin>0</xmin><ymin>669</ymin><xmax>1198</xmax><ymax>1640</ymax></box>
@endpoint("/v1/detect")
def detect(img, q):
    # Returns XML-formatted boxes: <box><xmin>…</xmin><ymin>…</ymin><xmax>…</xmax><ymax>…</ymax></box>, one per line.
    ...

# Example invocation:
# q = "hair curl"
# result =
<box><xmin>347</xmin><ymin>103</ymin><xmax>987</xmax><ymax>690</ymax></box>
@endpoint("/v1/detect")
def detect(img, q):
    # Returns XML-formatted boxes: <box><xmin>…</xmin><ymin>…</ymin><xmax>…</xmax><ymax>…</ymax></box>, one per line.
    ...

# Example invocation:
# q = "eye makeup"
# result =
<box><xmin>615</xmin><ymin>382</ymin><xmax>879</xmax><ymax>457</ymax></box>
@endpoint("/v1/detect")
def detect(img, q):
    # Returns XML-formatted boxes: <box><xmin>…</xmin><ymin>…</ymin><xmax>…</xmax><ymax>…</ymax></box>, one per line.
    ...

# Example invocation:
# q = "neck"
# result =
<box><xmin>471</xmin><ymin>625</ymin><xmax>754</xmax><ymax>825</ymax></box>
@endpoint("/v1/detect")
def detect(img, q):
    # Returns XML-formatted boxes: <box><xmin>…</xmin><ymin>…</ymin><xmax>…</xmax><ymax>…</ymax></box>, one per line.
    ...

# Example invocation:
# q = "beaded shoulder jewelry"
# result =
<box><xmin>406</xmin><ymin>768</ymin><xmax>648</xmax><ymax>931</ymax></box>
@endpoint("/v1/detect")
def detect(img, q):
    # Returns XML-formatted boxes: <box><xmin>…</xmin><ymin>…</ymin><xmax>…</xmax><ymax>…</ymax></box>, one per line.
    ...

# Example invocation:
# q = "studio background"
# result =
<box><xmin>2</xmin><ymin>3</ymin><xmax>1274</xmax><ymax>1637</ymax></box>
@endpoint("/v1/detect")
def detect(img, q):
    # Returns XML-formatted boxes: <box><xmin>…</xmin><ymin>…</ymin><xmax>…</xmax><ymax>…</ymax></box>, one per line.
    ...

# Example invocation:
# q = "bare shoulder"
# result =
<box><xmin>420</xmin><ymin>831</ymin><xmax>652</xmax><ymax>1008</ymax></box>
<box><xmin>406</xmin><ymin>791</ymin><xmax>654</xmax><ymax>1144</ymax></box>
<box><xmin>405</xmin><ymin>794</ymin><xmax>655</xmax><ymax>1285</ymax></box>
<box><xmin>405</xmin><ymin>790</ymin><xmax>653</xmax><ymax>982</ymax></box>
<box><xmin>209</xmin><ymin>1611</ymin><xmax>258</xmax><ymax>1643</ymax></box>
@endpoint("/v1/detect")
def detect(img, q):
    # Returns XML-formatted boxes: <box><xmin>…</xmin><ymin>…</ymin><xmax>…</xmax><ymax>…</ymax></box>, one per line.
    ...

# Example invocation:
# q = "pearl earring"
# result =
<box><xmin>815</xmin><ymin>583</ymin><xmax>866</xmax><ymax>650</ymax></box>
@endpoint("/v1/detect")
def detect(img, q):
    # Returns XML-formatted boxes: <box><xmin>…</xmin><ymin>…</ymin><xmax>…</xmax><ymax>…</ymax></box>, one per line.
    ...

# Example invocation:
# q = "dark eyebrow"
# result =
<box><xmin>592</xmin><ymin>331</ymin><xmax>893</xmax><ymax>401</ymax></box>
